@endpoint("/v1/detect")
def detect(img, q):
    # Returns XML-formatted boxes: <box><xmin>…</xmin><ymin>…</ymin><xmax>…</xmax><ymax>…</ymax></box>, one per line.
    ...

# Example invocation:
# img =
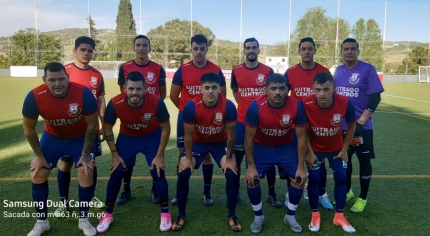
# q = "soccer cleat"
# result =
<box><xmin>171</xmin><ymin>215</ymin><xmax>186</xmax><ymax>231</ymax></box>
<box><xmin>54</xmin><ymin>205</ymin><xmax>69</xmax><ymax>218</ymax></box>
<box><xmin>284</xmin><ymin>214</ymin><xmax>303</xmax><ymax>233</ymax></box>
<box><xmin>96</xmin><ymin>213</ymin><xmax>113</xmax><ymax>233</ymax></box>
<box><xmin>319</xmin><ymin>193</ymin><xmax>334</xmax><ymax>210</ymax></box>
<box><xmin>333</xmin><ymin>214</ymin><xmax>356</xmax><ymax>233</ymax></box>
<box><xmin>350</xmin><ymin>198</ymin><xmax>367</xmax><ymax>212</ymax></box>
<box><xmin>159</xmin><ymin>213</ymin><xmax>172</xmax><ymax>232</ymax></box>
<box><xmin>346</xmin><ymin>189</ymin><xmax>355</xmax><ymax>202</ymax></box>
<box><xmin>228</xmin><ymin>216</ymin><xmax>242</xmax><ymax>232</ymax></box>
<box><xmin>203</xmin><ymin>195</ymin><xmax>214</xmax><ymax>206</ymax></box>
<box><xmin>91</xmin><ymin>196</ymin><xmax>105</xmax><ymax>209</ymax></box>
<box><xmin>266</xmin><ymin>194</ymin><xmax>282</xmax><ymax>208</ymax></box>
<box><xmin>27</xmin><ymin>220</ymin><xmax>50</xmax><ymax>236</ymax></box>
<box><xmin>79</xmin><ymin>219</ymin><xmax>97</xmax><ymax>236</ymax></box>
<box><xmin>115</xmin><ymin>190</ymin><xmax>132</xmax><ymax>205</ymax></box>
<box><xmin>171</xmin><ymin>197</ymin><xmax>178</xmax><ymax>205</ymax></box>
<box><xmin>250</xmin><ymin>215</ymin><xmax>264</xmax><ymax>233</ymax></box>
<box><xmin>308</xmin><ymin>211</ymin><xmax>321</xmax><ymax>232</ymax></box>
<box><xmin>284</xmin><ymin>192</ymin><xmax>289</xmax><ymax>208</ymax></box>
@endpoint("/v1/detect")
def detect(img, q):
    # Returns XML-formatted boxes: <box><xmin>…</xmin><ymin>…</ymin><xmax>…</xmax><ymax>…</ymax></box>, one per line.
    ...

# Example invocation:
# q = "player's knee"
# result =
<box><xmin>110</xmin><ymin>168</ymin><xmax>125</xmax><ymax>180</ymax></box>
<box><xmin>333</xmin><ymin>172</ymin><xmax>346</xmax><ymax>187</ymax></box>
<box><xmin>178</xmin><ymin>168</ymin><xmax>192</xmax><ymax>181</ymax></box>
<box><xmin>77</xmin><ymin>168</ymin><xmax>94</xmax><ymax>187</ymax></box>
<box><xmin>150</xmin><ymin>168</ymin><xmax>166</xmax><ymax>182</ymax></box>
<box><xmin>225</xmin><ymin>169</ymin><xmax>238</xmax><ymax>188</ymax></box>
<box><xmin>31</xmin><ymin>168</ymin><xmax>51</xmax><ymax>184</ymax></box>
<box><xmin>247</xmin><ymin>178</ymin><xmax>260</xmax><ymax>189</ymax></box>
<box><xmin>59</xmin><ymin>160</ymin><xmax>73</xmax><ymax>172</ymax></box>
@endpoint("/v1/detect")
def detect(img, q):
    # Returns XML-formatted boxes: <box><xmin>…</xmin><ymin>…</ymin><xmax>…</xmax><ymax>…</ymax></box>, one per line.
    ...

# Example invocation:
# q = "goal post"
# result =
<box><xmin>418</xmin><ymin>66</ymin><xmax>430</xmax><ymax>83</ymax></box>
<box><xmin>63</xmin><ymin>61</ymin><xmax>125</xmax><ymax>79</ymax></box>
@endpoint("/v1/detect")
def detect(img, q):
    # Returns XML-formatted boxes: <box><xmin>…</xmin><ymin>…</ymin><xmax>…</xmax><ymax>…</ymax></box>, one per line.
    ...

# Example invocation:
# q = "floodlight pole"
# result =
<box><xmin>140</xmin><ymin>0</ymin><xmax>142</xmax><ymax>34</ymax></box>
<box><xmin>35</xmin><ymin>0</ymin><xmax>39</xmax><ymax>67</ymax></box>
<box><xmin>382</xmin><ymin>0</ymin><xmax>387</xmax><ymax>72</ymax></box>
<box><xmin>239</xmin><ymin>0</ymin><xmax>242</xmax><ymax>63</ymax></box>
<box><xmin>287</xmin><ymin>0</ymin><xmax>292</xmax><ymax>67</ymax></box>
<box><xmin>334</xmin><ymin>0</ymin><xmax>340</xmax><ymax>65</ymax></box>
<box><xmin>190</xmin><ymin>0</ymin><xmax>193</xmax><ymax>60</ymax></box>
<box><xmin>88</xmin><ymin>0</ymin><xmax>90</xmax><ymax>37</ymax></box>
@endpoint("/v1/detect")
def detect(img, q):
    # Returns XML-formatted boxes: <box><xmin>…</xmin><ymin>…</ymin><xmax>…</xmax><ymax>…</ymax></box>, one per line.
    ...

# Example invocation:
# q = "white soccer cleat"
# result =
<box><xmin>28</xmin><ymin>220</ymin><xmax>50</xmax><ymax>236</ymax></box>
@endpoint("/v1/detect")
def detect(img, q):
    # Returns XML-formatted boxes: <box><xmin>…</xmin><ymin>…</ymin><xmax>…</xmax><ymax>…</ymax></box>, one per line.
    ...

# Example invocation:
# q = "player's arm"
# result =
<box><xmin>97</xmin><ymin>95</ymin><xmax>106</xmax><ymax>141</ymax></box>
<box><xmin>159</xmin><ymin>67</ymin><xmax>167</xmax><ymax>100</ymax></box>
<box><xmin>170</xmin><ymin>68</ymin><xmax>183</xmax><ymax>109</ymax></box>
<box><xmin>219</xmin><ymin>69</ymin><xmax>227</xmax><ymax>97</ymax></box>
<box><xmin>225</xmin><ymin>100</ymin><xmax>237</xmax><ymax>159</ymax></box>
<box><xmin>151</xmin><ymin>99</ymin><xmax>171</xmax><ymax>176</ymax></box>
<box><xmin>117</xmin><ymin>65</ymin><xmax>125</xmax><ymax>93</ymax></box>
<box><xmin>103</xmin><ymin>100</ymin><xmax>126</xmax><ymax>173</ymax></box>
<box><xmin>357</xmin><ymin>92</ymin><xmax>381</xmax><ymax>126</ymax></box>
<box><xmin>179</xmin><ymin>101</ymin><xmax>196</xmax><ymax>173</ymax></box>
<box><xmin>305</xmin><ymin>132</ymin><xmax>318</xmax><ymax>169</ymax></box>
<box><xmin>294</xmin><ymin>101</ymin><xmax>308</xmax><ymax>185</ymax></box>
<box><xmin>230</xmin><ymin>70</ymin><xmax>239</xmax><ymax>103</ymax></box>
<box><xmin>244</xmin><ymin>101</ymin><xmax>259</xmax><ymax>186</ymax></box>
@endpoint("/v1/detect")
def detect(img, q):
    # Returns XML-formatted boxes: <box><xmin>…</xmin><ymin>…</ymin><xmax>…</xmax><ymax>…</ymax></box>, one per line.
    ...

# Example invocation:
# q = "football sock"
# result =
<box><xmin>359</xmin><ymin>158</ymin><xmax>372</xmax><ymax>200</ymax></box>
<box><xmin>318</xmin><ymin>162</ymin><xmax>327</xmax><ymax>196</ymax></box>
<box><xmin>32</xmin><ymin>181</ymin><xmax>49</xmax><ymax>220</ymax></box>
<box><xmin>177</xmin><ymin>168</ymin><xmax>192</xmax><ymax>217</ymax></box>
<box><xmin>57</xmin><ymin>169</ymin><xmax>71</xmax><ymax>204</ymax></box>
<box><xmin>307</xmin><ymin>169</ymin><xmax>320</xmax><ymax>212</ymax></box>
<box><xmin>106</xmin><ymin>169</ymin><xmax>125</xmax><ymax>214</ymax></box>
<box><xmin>234</xmin><ymin>150</ymin><xmax>245</xmax><ymax>188</ymax></box>
<box><xmin>334</xmin><ymin>171</ymin><xmax>347</xmax><ymax>212</ymax></box>
<box><xmin>266</xmin><ymin>166</ymin><xmax>276</xmax><ymax>196</ymax></box>
<box><xmin>287</xmin><ymin>185</ymin><xmax>303</xmax><ymax>215</ymax></box>
<box><xmin>150</xmin><ymin>169</ymin><xmax>169</xmax><ymax>213</ymax></box>
<box><xmin>247</xmin><ymin>185</ymin><xmax>263</xmax><ymax>216</ymax></box>
<box><xmin>78</xmin><ymin>184</ymin><xmax>95</xmax><ymax>218</ymax></box>
<box><xmin>202</xmin><ymin>164</ymin><xmax>213</xmax><ymax>197</ymax></box>
<box><xmin>225</xmin><ymin>168</ymin><xmax>238</xmax><ymax>218</ymax></box>
<box><xmin>346</xmin><ymin>153</ymin><xmax>353</xmax><ymax>192</ymax></box>
<box><xmin>93</xmin><ymin>165</ymin><xmax>98</xmax><ymax>190</ymax></box>
<box><xmin>123</xmin><ymin>166</ymin><xmax>133</xmax><ymax>192</ymax></box>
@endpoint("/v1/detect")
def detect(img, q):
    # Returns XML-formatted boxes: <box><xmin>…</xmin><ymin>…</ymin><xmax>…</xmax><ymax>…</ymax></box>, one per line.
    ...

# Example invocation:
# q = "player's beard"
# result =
<box><xmin>128</xmin><ymin>95</ymin><xmax>143</xmax><ymax>107</ymax></box>
<box><xmin>246</xmin><ymin>54</ymin><xmax>257</xmax><ymax>62</ymax></box>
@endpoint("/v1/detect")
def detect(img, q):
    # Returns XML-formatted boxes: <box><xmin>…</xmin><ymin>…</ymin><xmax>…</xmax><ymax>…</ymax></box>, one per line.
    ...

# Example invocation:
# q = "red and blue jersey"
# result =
<box><xmin>302</xmin><ymin>93</ymin><xmax>356</xmax><ymax>152</ymax></box>
<box><xmin>172</xmin><ymin>60</ymin><xmax>226</xmax><ymax>111</ymax></box>
<box><xmin>65</xmin><ymin>62</ymin><xmax>105</xmax><ymax>99</ymax></box>
<box><xmin>245</xmin><ymin>95</ymin><xmax>307</xmax><ymax>146</ymax></box>
<box><xmin>284</xmin><ymin>63</ymin><xmax>329</xmax><ymax>100</ymax></box>
<box><xmin>118</xmin><ymin>60</ymin><xmax>166</xmax><ymax>96</ymax></box>
<box><xmin>104</xmin><ymin>92</ymin><xmax>169</xmax><ymax>136</ymax></box>
<box><xmin>183</xmin><ymin>95</ymin><xmax>237</xmax><ymax>143</ymax></box>
<box><xmin>22</xmin><ymin>82</ymin><xmax>98</xmax><ymax>138</ymax></box>
<box><xmin>231</xmin><ymin>63</ymin><xmax>274</xmax><ymax>123</ymax></box>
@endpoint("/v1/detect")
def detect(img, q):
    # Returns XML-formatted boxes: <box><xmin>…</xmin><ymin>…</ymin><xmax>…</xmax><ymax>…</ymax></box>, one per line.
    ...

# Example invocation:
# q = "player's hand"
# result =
<box><xmin>150</xmin><ymin>155</ymin><xmax>165</xmax><ymax>177</ymax></box>
<box><xmin>245</xmin><ymin>165</ymin><xmax>259</xmax><ymax>187</ymax></box>
<box><xmin>334</xmin><ymin>150</ymin><xmax>348</xmax><ymax>162</ymax></box>
<box><xmin>305</xmin><ymin>152</ymin><xmax>318</xmax><ymax>170</ymax></box>
<box><xmin>110</xmin><ymin>153</ymin><xmax>126</xmax><ymax>174</ymax></box>
<box><xmin>354</xmin><ymin>122</ymin><xmax>363</xmax><ymax>138</ymax></box>
<box><xmin>223</xmin><ymin>157</ymin><xmax>238</xmax><ymax>175</ymax></box>
<box><xmin>77</xmin><ymin>153</ymin><xmax>95</xmax><ymax>176</ymax></box>
<box><xmin>178</xmin><ymin>157</ymin><xmax>193</xmax><ymax>173</ymax></box>
<box><xmin>294</xmin><ymin>168</ymin><xmax>307</xmax><ymax>186</ymax></box>
<box><xmin>30</xmin><ymin>155</ymin><xmax>51</xmax><ymax>179</ymax></box>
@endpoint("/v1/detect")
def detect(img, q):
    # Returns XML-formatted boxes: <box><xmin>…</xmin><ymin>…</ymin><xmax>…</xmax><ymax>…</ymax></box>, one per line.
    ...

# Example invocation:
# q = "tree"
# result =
<box><xmin>10</xmin><ymin>28</ymin><xmax>61</xmax><ymax>69</ymax></box>
<box><xmin>352</xmin><ymin>18</ymin><xmax>383</xmax><ymax>70</ymax></box>
<box><xmin>115</xmin><ymin>0</ymin><xmax>136</xmax><ymax>61</ymax></box>
<box><xmin>396</xmin><ymin>46</ymin><xmax>429</xmax><ymax>74</ymax></box>
<box><xmin>147</xmin><ymin>19</ymin><xmax>215</xmax><ymax>68</ymax></box>
<box><xmin>0</xmin><ymin>54</ymin><xmax>8</xmax><ymax>69</ymax></box>
<box><xmin>207</xmin><ymin>43</ymin><xmax>240</xmax><ymax>70</ymax></box>
<box><xmin>87</xmin><ymin>15</ymin><xmax>111</xmax><ymax>61</ymax></box>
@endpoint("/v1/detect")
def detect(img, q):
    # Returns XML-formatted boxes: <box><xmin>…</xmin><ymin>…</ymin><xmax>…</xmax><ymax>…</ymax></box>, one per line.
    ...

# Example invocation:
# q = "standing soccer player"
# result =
<box><xmin>116</xmin><ymin>35</ymin><xmax>167</xmax><ymax>205</ymax></box>
<box><xmin>284</xmin><ymin>37</ymin><xmax>333</xmax><ymax>209</ymax></box>
<box><xmin>334</xmin><ymin>38</ymin><xmax>384</xmax><ymax>212</ymax></box>
<box><xmin>245</xmin><ymin>74</ymin><xmax>307</xmax><ymax>234</ymax></box>
<box><xmin>96</xmin><ymin>71</ymin><xmax>171</xmax><ymax>233</ymax></box>
<box><xmin>171</xmin><ymin>72</ymin><xmax>240</xmax><ymax>232</ymax></box>
<box><xmin>230</xmin><ymin>37</ymin><xmax>280</xmax><ymax>206</ymax></box>
<box><xmin>303</xmin><ymin>72</ymin><xmax>356</xmax><ymax>233</ymax></box>
<box><xmin>23</xmin><ymin>62</ymin><xmax>98</xmax><ymax>236</ymax></box>
<box><xmin>170</xmin><ymin>34</ymin><xmax>227</xmax><ymax>205</ymax></box>
<box><xmin>54</xmin><ymin>36</ymin><xmax>105</xmax><ymax>217</ymax></box>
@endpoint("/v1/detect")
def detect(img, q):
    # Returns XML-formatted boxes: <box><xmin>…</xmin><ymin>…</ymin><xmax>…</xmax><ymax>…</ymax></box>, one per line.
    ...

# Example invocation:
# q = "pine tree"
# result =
<box><xmin>115</xmin><ymin>0</ymin><xmax>136</xmax><ymax>61</ymax></box>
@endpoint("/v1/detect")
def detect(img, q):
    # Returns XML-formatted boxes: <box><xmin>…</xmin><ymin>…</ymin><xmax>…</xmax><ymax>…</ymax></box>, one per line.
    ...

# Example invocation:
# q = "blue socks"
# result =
<box><xmin>32</xmin><ymin>182</ymin><xmax>49</xmax><ymax>220</ymax></box>
<box><xmin>202</xmin><ymin>164</ymin><xmax>213</xmax><ymax>197</ymax></box>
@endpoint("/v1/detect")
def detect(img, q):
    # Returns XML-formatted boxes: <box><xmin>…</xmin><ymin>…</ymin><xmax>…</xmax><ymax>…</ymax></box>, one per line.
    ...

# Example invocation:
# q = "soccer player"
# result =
<box><xmin>245</xmin><ymin>73</ymin><xmax>307</xmax><ymax>234</ymax></box>
<box><xmin>54</xmin><ymin>36</ymin><xmax>105</xmax><ymax>217</ymax></box>
<box><xmin>230</xmin><ymin>37</ymin><xmax>280</xmax><ymax>206</ymax></box>
<box><xmin>303</xmin><ymin>72</ymin><xmax>356</xmax><ymax>233</ymax></box>
<box><xmin>116</xmin><ymin>35</ymin><xmax>167</xmax><ymax>205</ymax></box>
<box><xmin>170</xmin><ymin>34</ymin><xmax>227</xmax><ymax>205</ymax></box>
<box><xmin>171</xmin><ymin>72</ymin><xmax>240</xmax><ymax>232</ymax></box>
<box><xmin>284</xmin><ymin>37</ymin><xmax>333</xmax><ymax>209</ymax></box>
<box><xmin>23</xmin><ymin>62</ymin><xmax>98</xmax><ymax>236</ymax></box>
<box><xmin>96</xmin><ymin>71</ymin><xmax>171</xmax><ymax>233</ymax></box>
<box><xmin>334</xmin><ymin>38</ymin><xmax>384</xmax><ymax>212</ymax></box>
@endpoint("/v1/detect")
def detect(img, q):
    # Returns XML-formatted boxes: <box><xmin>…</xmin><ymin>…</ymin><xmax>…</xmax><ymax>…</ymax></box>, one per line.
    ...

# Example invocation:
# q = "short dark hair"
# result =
<box><xmin>75</xmin><ymin>36</ymin><xmax>95</xmax><ymax>50</ymax></box>
<box><xmin>125</xmin><ymin>71</ymin><xmax>145</xmax><ymax>86</ymax></box>
<box><xmin>44</xmin><ymin>62</ymin><xmax>66</xmax><ymax>77</ymax></box>
<box><xmin>313</xmin><ymin>72</ymin><xmax>334</xmax><ymax>85</ymax></box>
<box><xmin>266</xmin><ymin>73</ymin><xmax>288</xmax><ymax>87</ymax></box>
<box><xmin>299</xmin><ymin>37</ymin><xmax>315</xmax><ymax>49</ymax></box>
<box><xmin>191</xmin><ymin>34</ymin><xmax>208</xmax><ymax>46</ymax></box>
<box><xmin>244</xmin><ymin>37</ymin><xmax>259</xmax><ymax>49</ymax></box>
<box><xmin>200</xmin><ymin>72</ymin><xmax>221</xmax><ymax>85</ymax></box>
<box><xmin>341</xmin><ymin>38</ymin><xmax>359</xmax><ymax>50</ymax></box>
<box><xmin>134</xmin><ymin>35</ymin><xmax>151</xmax><ymax>48</ymax></box>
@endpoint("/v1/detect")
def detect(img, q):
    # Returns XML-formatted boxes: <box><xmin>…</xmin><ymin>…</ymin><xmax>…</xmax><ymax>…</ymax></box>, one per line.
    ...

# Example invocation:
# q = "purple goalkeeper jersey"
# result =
<box><xmin>334</xmin><ymin>61</ymin><xmax>384</xmax><ymax>130</ymax></box>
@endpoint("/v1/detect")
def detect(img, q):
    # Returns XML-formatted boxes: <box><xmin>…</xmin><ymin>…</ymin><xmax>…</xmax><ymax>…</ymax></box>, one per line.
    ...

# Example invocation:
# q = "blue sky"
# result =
<box><xmin>1</xmin><ymin>0</ymin><xmax>429</xmax><ymax>44</ymax></box>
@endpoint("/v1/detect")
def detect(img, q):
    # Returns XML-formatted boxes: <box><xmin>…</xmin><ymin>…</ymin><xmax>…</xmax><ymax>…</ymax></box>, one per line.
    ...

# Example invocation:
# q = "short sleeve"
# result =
<box><xmin>345</xmin><ymin>99</ymin><xmax>357</xmax><ymax>123</ymax></box>
<box><xmin>365</xmin><ymin>65</ymin><xmax>385</xmax><ymax>95</ymax></box>
<box><xmin>218</xmin><ymin>69</ymin><xmax>226</xmax><ymax>87</ymax></box>
<box><xmin>294</xmin><ymin>101</ymin><xmax>307</xmax><ymax>126</ymax></box>
<box><xmin>103</xmin><ymin>100</ymin><xmax>117</xmax><ymax>125</ymax></box>
<box><xmin>159</xmin><ymin>67</ymin><xmax>166</xmax><ymax>86</ymax></box>
<box><xmin>98</xmin><ymin>78</ymin><xmax>105</xmax><ymax>96</ymax></box>
<box><xmin>172</xmin><ymin>67</ymin><xmax>183</xmax><ymax>86</ymax></box>
<box><xmin>269</xmin><ymin>68</ymin><xmax>275</xmax><ymax>75</ymax></box>
<box><xmin>117</xmin><ymin>65</ymin><xmax>125</xmax><ymax>86</ymax></box>
<box><xmin>22</xmin><ymin>91</ymin><xmax>39</xmax><ymax>119</ymax></box>
<box><xmin>230</xmin><ymin>70</ymin><xmax>238</xmax><ymax>90</ymax></box>
<box><xmin>284</xmin><ymin>70</ymin><xmax>290</xmax><ymax>89</ymax></box>
<box><xmin>225</xmin><ymin>100</ymin><xmax>237</xmax><ymax>123</ymax></box>
<box><xmin>245</xmin><ymin>100</ymin><xmax>259</xmax><ymax>127</ymax></box>
<box><xmin>183</xmin><ymin>101</ymin><xmax>196</xmax><ymax>124</ymax></box>
<box><xmin>156</xmin><ymin>98</ymin><xmax>170</xmax><ymax>123</ymax></box>
<box><xmin>83</xmin><ymin>87</ymin><xmax>98</xmax><ymax>115</ymax></box>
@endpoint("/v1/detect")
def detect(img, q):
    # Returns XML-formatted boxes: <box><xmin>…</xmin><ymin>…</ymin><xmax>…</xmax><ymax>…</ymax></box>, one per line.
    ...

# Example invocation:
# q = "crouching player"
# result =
<box><xmin>302</xmin><ymin>72</ymin><xmax>356</xmax><ymax>233</ymax></box>
<box><xmin>96</xmin><ymin>71</ymin><xmax>171</xmax><ymax>233</ymax></box>
<box><xmin>172</xmin><ymin>72</ymin><xmax>241</xmax><ymax>232</ymax></box>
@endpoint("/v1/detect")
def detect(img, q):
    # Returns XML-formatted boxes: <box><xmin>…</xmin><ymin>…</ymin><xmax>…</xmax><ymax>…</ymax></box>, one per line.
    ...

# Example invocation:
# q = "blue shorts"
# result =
<box><xmin>176</xmin><ymin>111</ymin><xmax>184</xmax><ymax>148</ymax></box>
<box><xmin>313</xmin><ymin>151</ymin><xmax>347</xmax><ymax>174</ymax></box>
<box><xmin>254</xmin><ymin>141</ymin><xmax>298</xmax><ymax>180</ymax></box>
<box><xmin>234</xmin><ymin>122</ymin><xmax>245</xmax><ymax>152</ymax></box>
<box><xmin>115</xmin><ymin>128</ymin><xmax>162</xmax><ymax>171</ymax></box>
<box><xmin>181</xmin><ymin>141</ymin><xmax>227</xmax><ymax>169</ymax></box>
<box><xmin>60</xmin><ymin>135</ymin><xmax>100</xmax><ymax>162</ymax></box>
<box><xmin>40</xmin><ymin>131</ymin><xmax>95</xmax><ymax>169</ymax></box>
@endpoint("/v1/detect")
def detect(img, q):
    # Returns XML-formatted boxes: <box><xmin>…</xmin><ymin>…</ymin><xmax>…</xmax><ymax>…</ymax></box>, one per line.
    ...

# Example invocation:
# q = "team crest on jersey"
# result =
<box><xmin>214</xmin><ymin>112</ymin><xmax>223</xmax><ymax>125</ymax></box>
<box><xmin>90</xmin><ymin>76</ymin><xmax>98</xmax><ymax>88</ymax></box>
<box><xmin>349</xmin><ymin>73</ymin><xmax>360</xmax><ymax>84</ymax></box>
<box><xmin>68</xmin><ymin>103</ymin><xmax>81</xmax><ymax>117</ymax></box>
<box><xmin>330</xmin><ymin>114</ymin><xmax>342</xmax><ymax>126</ymax></box>
<box><xmin>146</xmin><ymin>72</ymin><xmax>156</xmax><ymax>84</ymax></box>
<box><xmin>280</xmin><ymin>114</ymin><xmax>292</xmax><ymax>127</ymax></box>
<box><xmin>256</xmin><ymin>74</ymin><xmax>266</xmax><ymax>85</ymax></box>
<box><xmin>142</xmin><ymin>113</ymin><xmax>153</xmax><ymax>122</ymax></box>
